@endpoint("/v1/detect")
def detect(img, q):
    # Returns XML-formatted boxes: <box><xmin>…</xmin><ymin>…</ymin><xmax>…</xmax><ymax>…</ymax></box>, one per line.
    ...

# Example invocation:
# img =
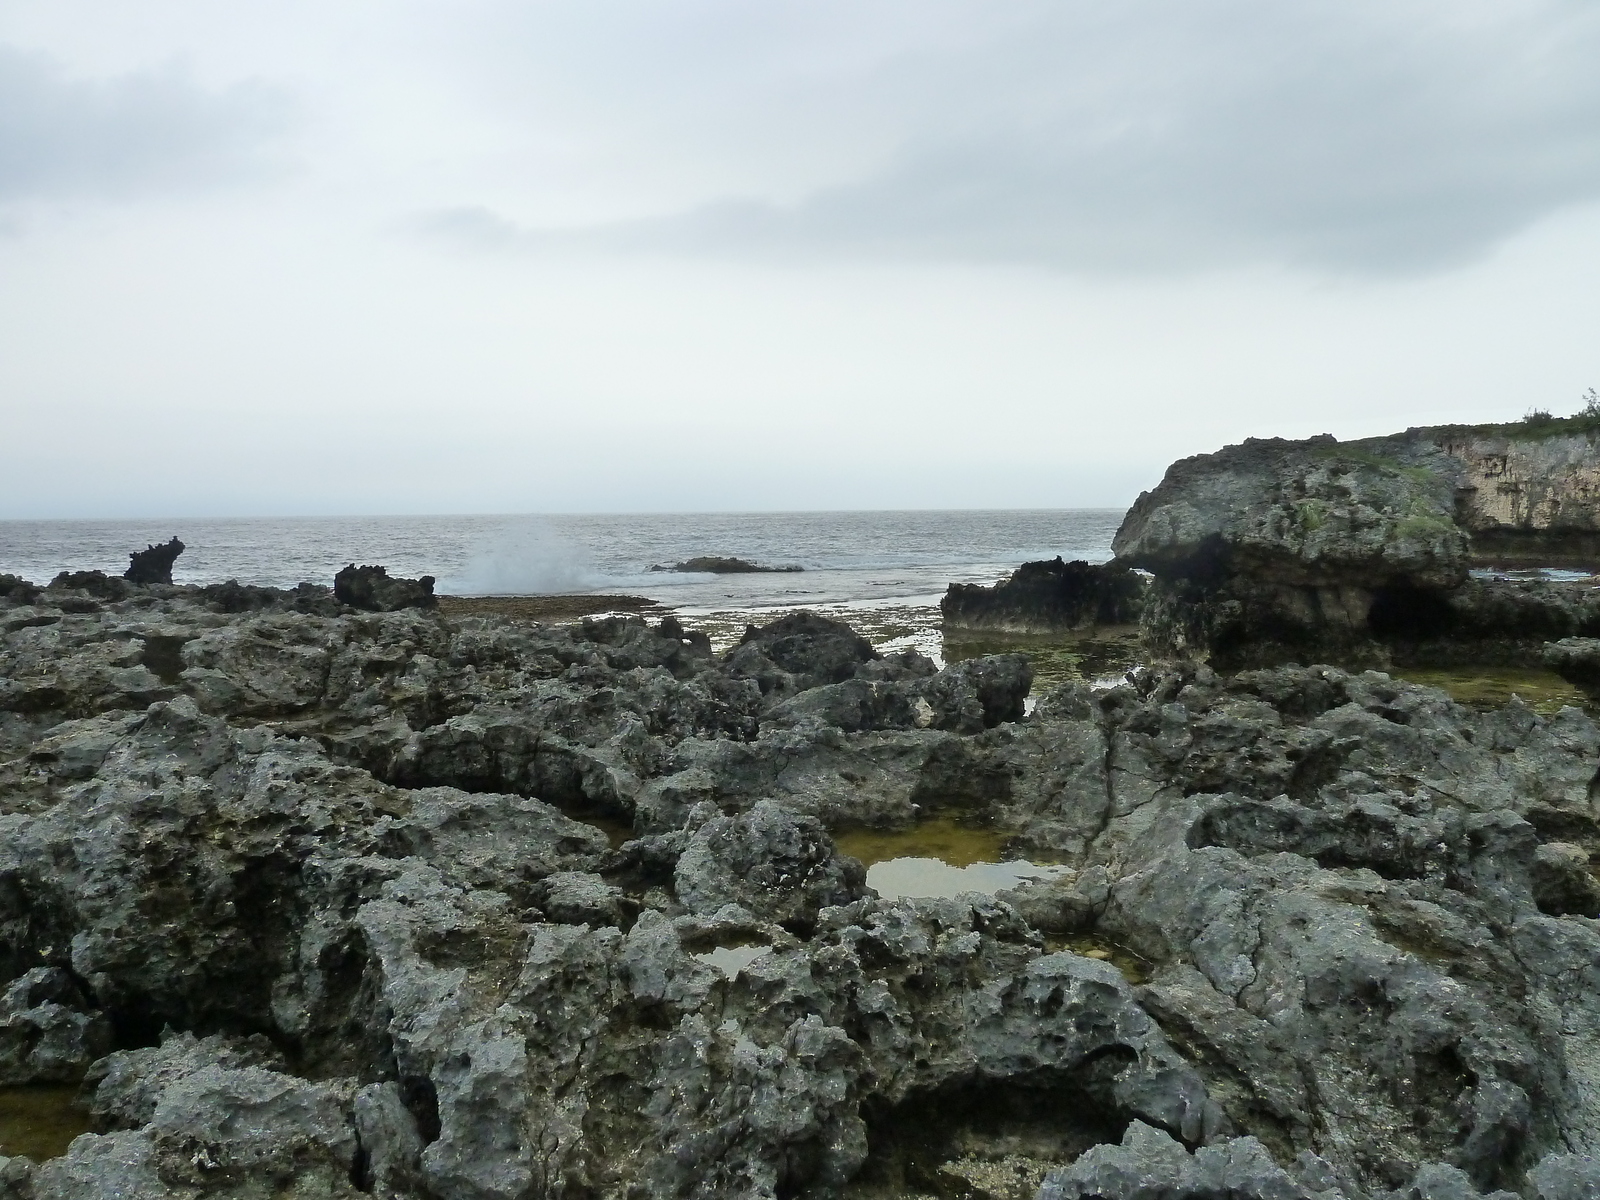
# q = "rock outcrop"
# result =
<box><xmin>1115</xmin><ymin>420</ymin><xmax>1600</xmax><ymax>668</ymax></box>
<box><xmin>4</xmin><ymin>567</ymin><xmax>1600</xmax><ymax>1199</ymax></box>
<box><xmin>124</xmin><ymin>539</ymin><xmax>185</xmax><ymax>586</ymax></box>
<box><xmin>651</xmin><ymin>557</ymin><xmax>803</xmax><ymax>574</ymax></box>
<box><xmin>1544</xmin><ymin>637</ymin><xmax>1600</xmax><ymax>698</ymax></box>
<box><xmin>943</xmin><ymin>558</ymin><xmax>1147</xmax><ymax>634</ymax></box>
<box><xmin>333</xmin><ymin>564</ymin><xmax>437</xmax><ymax>612</ymax></box>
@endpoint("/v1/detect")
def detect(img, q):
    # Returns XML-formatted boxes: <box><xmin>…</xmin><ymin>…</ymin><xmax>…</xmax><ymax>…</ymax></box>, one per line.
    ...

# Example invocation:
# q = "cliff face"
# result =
<box><xmin>1425</xmin><ymin>428</ymin><xmax>1600</xmax><ymax>563</ymax></box>
<box><xmin>1113</xmin><ymin>419</ymin><xmax>1600</xmax><ymax>667</ymax></box>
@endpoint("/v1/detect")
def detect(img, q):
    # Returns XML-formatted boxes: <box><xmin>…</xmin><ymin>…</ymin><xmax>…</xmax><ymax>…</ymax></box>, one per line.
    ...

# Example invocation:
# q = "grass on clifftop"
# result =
<box><xmin>1433</xmin><ymin>390</ymin><xmax>1600</xmax><ymax>441</ymax></box>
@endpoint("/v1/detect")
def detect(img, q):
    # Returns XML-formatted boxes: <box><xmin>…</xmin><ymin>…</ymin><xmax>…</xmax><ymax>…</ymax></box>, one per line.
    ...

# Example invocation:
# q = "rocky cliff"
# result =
<box><xmin>1114</xmin><ymin>418</ymin><xmax>1600</xmax><ymax>668</ymax></box>
<box><xmin>5</xmin><ymin>568</ymin><xmax>1600</xmax><ymax>1199</ymax></box>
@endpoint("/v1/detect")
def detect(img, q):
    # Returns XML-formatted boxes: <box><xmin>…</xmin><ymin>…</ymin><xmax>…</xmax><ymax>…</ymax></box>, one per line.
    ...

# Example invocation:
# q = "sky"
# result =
<box><xmin>2</xmin><ymin>0</ymin><xmax>1599</xmax><ymax>518</ymax></box>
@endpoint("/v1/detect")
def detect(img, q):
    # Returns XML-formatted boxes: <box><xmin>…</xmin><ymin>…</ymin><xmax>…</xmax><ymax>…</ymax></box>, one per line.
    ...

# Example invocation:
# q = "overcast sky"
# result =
<box><xmin>2</xmin><ymin>0</ymin><xmax>1598</xmax><ymax>517</ymax></box>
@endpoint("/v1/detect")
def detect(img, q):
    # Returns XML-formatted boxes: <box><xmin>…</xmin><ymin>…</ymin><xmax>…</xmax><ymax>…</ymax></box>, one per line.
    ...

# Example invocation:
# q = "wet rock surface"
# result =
<box><xmin>3</xmin><ymin>569</ymin><xmax>1600</xmax><ymax>1199</ymax></box>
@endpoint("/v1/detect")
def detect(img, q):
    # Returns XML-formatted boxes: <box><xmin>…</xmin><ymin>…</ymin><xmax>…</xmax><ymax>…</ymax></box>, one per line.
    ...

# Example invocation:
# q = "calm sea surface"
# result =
<box><xmin>0</xmin><ymin>510</ymin><xmax>1122</xmax><ymax>609</ymax></box>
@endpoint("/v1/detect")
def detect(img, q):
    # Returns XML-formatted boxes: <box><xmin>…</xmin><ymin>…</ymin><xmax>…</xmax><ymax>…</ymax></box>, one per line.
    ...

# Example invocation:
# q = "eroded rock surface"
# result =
<box><xmin>2</xmin><ymin>570</ymin><xmax>1600</xmax><ymax>1200</ymax></box>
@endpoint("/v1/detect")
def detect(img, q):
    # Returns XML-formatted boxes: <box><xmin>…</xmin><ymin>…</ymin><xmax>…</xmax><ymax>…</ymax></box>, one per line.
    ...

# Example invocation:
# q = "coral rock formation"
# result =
<box><xmin>4</xmin><ymin>564</ymin><xmax>1600</xmax><ymax>1199</ymax></box>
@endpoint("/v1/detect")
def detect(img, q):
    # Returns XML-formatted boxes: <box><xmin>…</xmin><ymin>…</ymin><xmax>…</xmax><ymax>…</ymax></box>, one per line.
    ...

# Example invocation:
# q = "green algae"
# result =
<box><xmin>1311</xmin><ymin>445</ymin><xmax>1437</xmax><ymax>484</ymax></box>
<box><xmin>1392</xmin><ymin>665</ymin><xmax>1590</xmax><ymax>715</ymax></box>
<box><xmin>836</xmin><ymin>818</ymin><xmax>1012</xmax><ymax>869</ymax></box>
<box><xmin>0</xmin><ymin>1085</ymin><xmax>93</xmax><ymax>1161</ymax></box>
<box><xmin>942</xmin><ymin>626</ymin><xmax>1142</xmax><ymax>694</ymax></box>
<box><xmin>836</xmin><ymin>819</ymin><xmax>1067</xmax><ymax>901</ymax></box>
<box><xmin>1046</xmin><ymin>934</ymin><xmax>1152</xmax><ymax>986</ymax></box>
<box><xmin>1295</xmin><ymin>501</ymin><xmax>1328</xmax><ymax>533</ymax></box>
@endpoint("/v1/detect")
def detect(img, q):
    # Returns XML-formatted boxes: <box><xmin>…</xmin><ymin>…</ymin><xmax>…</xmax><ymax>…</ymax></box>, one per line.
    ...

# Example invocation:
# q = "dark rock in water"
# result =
<box><xmin>333</xmin><ymin>563</ymin><xmax>437</xmax><ymax>611</ymax></box>
<box><xmin>0</xmin><ymin>967</ymin><xmax>112</xmax><ymax>1084</ymax></box>
<box><xmin>928</xmin><ymin>652</ymin><xmax>1032</xmax><ymax>729</ymax></box>
<box><xmin>124</xmin><ymin>537</ymin><xmax>185</xmax><ymax>585</ymax></box>
<box><xmin>650</xmin><ymin>555</ymin><xmax>803</xmax><ymax>573</ymax></box>
<box><xmin>942</xmin><ymin>557</ymin><xmax>1146</xmax><ymax>634</ymax></box>
<box><xmin>1529</xmin><ymin>842</ymin><xmax>1600</xmax><ymax>917</ymax></box>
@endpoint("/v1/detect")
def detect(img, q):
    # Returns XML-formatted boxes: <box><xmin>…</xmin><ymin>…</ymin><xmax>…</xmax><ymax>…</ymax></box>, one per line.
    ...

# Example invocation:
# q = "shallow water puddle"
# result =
<box><xmin>673</xmin><ymin>599</ymin><xmax>946</xmax><ymax>662</ymax></box>
<box><xmin>835</xmin><ymin>818</ymin><xmax>1012</xmax><ymax>868</ymax></box>
<box><xmin>692</xmin><ymin>944</ymin><xmax>773</xmax><ymax>979</ymax></box>
<box><xmin>943</xmin><ymin>626</ymin><xmax>1142</xmax><ymax>696</ymax></box>
<box><xmin>1046</xmin><ymin>934</ymin><xmax>1152</xmax><ymax>985</ymax></box>
<box><xmin>836</xmin><ymin>819</ymin><xmax>1067</xmax><ymax>901</ymax></box>
<box><xmin>864</xmin><ymin>858</ymin><xmax>1067</xmax><ymax>901</ymax></box>
<box><xmin>574</xmin><ymin>813</ymin><xmax>634</xmax><ymax>850</ymax></box>
<box><xmin>0</xmin><ymin>1085</ymin><xmax>93</xmax><ymax>1161</ymax></box>
<box><xmin>1392</xmin><ymin>666</ymin><xmax>1590</xmax><ymax>715</ymax></box>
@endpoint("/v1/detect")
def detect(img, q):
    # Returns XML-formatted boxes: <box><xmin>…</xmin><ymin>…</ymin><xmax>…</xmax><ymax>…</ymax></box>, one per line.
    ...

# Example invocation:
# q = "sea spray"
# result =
<box><xmin>445</xmin><ymin>517</ymin><xmax>598</xmax><ymax>595</ymax></box>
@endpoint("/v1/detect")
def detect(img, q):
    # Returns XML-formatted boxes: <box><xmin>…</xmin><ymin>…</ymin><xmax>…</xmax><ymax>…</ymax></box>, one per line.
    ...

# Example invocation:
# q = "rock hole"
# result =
<box><xmin>850</xmin><ymin>1068</ymin><xmax>1132</xmax><ymax>1199</ymax></box>
<box><xmin>138</xmin><ymin>635</ymin><xmax>191</xmax><ymax>685</ymax></box>
<box><xmin>399</xmin><ymin>1074</ymin><xmax>441</xmax><ymax>1145</ymax></box>
<box><xmin>292</xmin><ymin>931</ymin><xmax>395</xmax><ymax>1081</ymax></box>
<box><xmin>1367</xmin><ymin>586</ymin><xmax>1456</xmax><ymax>642</ymax></box>
<box><xmin>350</xmin><ymin>1134</ymin><xmax>374</xmax><ymax>1192</ymax></box>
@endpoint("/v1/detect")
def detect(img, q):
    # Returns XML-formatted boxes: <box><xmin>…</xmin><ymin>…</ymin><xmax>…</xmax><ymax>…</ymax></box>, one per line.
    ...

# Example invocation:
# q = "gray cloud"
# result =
<box><xmin>425</xmin><ymin>1</ymin><xmax>1600</xmax><ymax>275</ymax></box>
<box><xmin>0</xmin><ymin>45</ymin><xmax>289</xmax><ymax>202</ymax></box>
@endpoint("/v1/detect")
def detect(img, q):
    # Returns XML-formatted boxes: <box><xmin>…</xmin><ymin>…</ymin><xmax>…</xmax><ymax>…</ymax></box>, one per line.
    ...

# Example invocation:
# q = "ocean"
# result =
<box><xmin>0</xmin><ymin>509</ymin><xmax>1125</xmax><ymax>658</ymax></box>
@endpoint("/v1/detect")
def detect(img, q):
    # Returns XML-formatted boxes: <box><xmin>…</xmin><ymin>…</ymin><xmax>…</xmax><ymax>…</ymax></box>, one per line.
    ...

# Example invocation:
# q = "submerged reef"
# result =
<box><xmin>651</xmin><ymin>557</ymin><xmax>804</xmax><ymax>574</ymax></box>
<box><xmin>4</xmin><ymin>555</ymin><xmax>1600</xmax><ymax>1200</ymax></box>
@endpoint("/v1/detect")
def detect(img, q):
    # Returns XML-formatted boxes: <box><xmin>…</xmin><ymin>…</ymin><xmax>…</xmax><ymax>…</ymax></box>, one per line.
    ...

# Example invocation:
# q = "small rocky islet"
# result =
<box><xmin>6</xmin><ymin>419</ymin><xmax>1600</xmax><ymax>1200</ymax></box>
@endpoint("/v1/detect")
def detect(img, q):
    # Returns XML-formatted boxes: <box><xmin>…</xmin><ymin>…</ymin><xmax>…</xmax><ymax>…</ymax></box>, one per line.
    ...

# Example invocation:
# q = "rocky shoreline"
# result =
<box><xmin>11</xmin><ymin>423</ymin><xmax>1600</xmax><ymax>1200</ymax></box>
<box><xmin>2</xmin><ymin>529</ymin><xmax>1600</xmax><ymax>1200</ymax></box>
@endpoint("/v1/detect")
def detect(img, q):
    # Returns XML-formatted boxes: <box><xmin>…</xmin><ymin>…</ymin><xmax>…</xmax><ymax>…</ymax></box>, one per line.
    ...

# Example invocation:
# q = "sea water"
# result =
<box><xmin>0</xmin><ymin>510</ymin><xmax>1121</xmax><ymax>609</ymax></box>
